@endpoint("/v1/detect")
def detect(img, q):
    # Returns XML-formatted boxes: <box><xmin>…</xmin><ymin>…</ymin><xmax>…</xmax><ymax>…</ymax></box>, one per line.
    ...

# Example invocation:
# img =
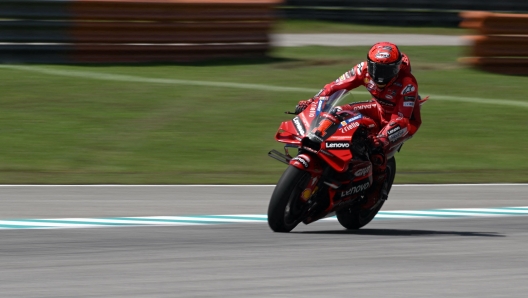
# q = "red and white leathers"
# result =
<box><xmin>312</xmin><ymin>53</ymin><xmax>421</xmax><ymax>157</ymax></box>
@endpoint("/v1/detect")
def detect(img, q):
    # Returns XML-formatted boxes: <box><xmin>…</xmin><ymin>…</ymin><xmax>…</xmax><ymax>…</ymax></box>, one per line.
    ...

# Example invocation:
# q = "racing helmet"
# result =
<box><xmin>367</xmin><ymin>42</ymin><xmax>402</xmax><ymax>86</ymax></box>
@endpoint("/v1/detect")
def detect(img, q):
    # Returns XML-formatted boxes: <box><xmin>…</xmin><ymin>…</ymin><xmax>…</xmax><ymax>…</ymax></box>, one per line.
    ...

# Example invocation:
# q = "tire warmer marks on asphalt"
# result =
<box><xmin>1</xmin><ymin>207</ymin><xmax>528</xmax><ymax>229</ymax></box>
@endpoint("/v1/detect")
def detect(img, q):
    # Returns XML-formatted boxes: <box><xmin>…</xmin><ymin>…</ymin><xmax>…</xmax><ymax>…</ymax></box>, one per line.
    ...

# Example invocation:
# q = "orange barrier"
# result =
<box><xmin>0</xmin><ymin>0</ymin><xmax>281</xmax><ymax>64</ymax></box>
<box><xmin>69</xmin><ymin>0</ymin><xmax>282</xmax><ymax>63</ymax></box>
<box><xmin>460</xmin><ymin>11</ymin><xmax>528</xmax><ymax>75</ymax></box>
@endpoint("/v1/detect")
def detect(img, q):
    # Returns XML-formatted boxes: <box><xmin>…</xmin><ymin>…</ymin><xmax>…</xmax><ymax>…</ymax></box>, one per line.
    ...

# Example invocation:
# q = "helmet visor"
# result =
<box><xmin>367</xmin><ymin>59</ymin><xmax>400</xmax><ymax>85</ymax></box>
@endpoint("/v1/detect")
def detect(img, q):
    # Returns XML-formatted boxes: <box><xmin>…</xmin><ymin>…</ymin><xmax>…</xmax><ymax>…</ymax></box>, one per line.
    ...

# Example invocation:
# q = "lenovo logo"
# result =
<box><xmin>325</xmin><ymin>142</ymin><xmax>350</xmax><ymax>149</ymax></box>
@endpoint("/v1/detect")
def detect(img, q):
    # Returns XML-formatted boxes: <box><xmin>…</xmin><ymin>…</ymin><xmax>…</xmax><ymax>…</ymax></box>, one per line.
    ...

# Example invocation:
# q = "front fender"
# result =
<box><xmin>290</xmin><ymin>153</ymin><xmax>322</xmax><ymax>175</ymax></box>
<box><xmin>289</xmin><ymin>153</ymin><xmax>323</xmax><ymax>202</ymax></box>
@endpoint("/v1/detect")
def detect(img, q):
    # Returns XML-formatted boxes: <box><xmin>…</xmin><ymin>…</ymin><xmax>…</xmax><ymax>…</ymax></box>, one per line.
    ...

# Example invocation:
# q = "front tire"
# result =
<box><xmin>336</xmin><ymin>157</ymin><xmax>396</xmax><ymax>230</ymax></box>
<box><xmin>268</xmin><ymin>166</ymin><xmax>311</xmax><ymax>232</ymax></box>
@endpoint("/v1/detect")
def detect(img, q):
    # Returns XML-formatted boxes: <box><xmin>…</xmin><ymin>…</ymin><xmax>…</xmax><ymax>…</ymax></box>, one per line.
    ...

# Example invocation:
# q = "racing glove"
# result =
<box><xmin>294</xmin><ymin>99</ymin><xmax>313</xmax><ymax>114</ymax></box>
<box><xmin>369</xmin><ymin>135</ymin><xmax>389</xmax><ymax>173</ymax></box>
<box><xmin>369</xmin><ymin>135</ymin><xmax>389</xmax><ymax>153</ymax></box>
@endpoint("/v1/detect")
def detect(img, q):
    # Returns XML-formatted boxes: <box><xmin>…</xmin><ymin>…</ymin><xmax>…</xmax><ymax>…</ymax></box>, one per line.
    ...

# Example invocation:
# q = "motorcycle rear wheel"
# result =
<box><xmin>268</xmin><ymin>165</ymin><xmax>311</xmax><ymax>232</ymax></box>
<box><xmin>336</xmin><ymin>157</ymin><xmax>396</xmax><ymax>230</ymax></box>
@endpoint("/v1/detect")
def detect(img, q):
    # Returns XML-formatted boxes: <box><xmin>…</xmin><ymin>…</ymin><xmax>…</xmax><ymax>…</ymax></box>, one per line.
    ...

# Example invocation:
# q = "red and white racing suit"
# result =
<box><xmin>313</xmin><ymin>53</ymin><xmax>422</xmax><ymax>156</ymax></box>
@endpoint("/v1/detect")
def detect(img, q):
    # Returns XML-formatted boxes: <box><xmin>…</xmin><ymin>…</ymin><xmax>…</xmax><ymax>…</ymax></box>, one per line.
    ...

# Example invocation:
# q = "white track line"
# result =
<box><xmin>1</xmin><ymin>64</ymin><xmax>528</xmax><ymax>109</ymax></box>
<box><xmin>0</xmin><ymin>65</ymin><xmax>314</xmax><ymax>93</ymax></box>
<box><xmin>1</xmin><ymin>207</ymin><xmax>528</xmax><ymax>230</ymax></box>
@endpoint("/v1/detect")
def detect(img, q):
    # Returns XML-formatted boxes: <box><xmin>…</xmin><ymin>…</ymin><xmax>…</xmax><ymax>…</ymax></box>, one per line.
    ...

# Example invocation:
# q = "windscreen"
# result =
<box><xmin>307</xmin><ymin>89</ymin><xmax>356</xmax><ymax>143</ymax></box>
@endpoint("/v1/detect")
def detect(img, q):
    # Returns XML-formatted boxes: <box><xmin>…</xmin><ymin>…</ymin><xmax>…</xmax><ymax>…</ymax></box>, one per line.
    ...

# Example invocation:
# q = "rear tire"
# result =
<box><xmin>336</xmin><ymin>157</ymin><xmax>396</xmax><ymax>230</ymax></box>
<box><xmin>268</xmin><ymin>166</ymin><xmax>311</xmax><ymax>232</ymax></box>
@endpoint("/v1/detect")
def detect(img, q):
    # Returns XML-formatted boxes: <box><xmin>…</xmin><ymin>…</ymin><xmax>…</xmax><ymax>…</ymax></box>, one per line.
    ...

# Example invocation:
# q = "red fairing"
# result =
<box><xmin>275</xmin><ymin>120</ymin><xmax>302</xmax><ymax>146</ymax></box>
<box><xmin>275</xmin><ymin>101</ymin><xmax>320</xmax><ymax>145</ymax></box>
<box><xmin>317</xmin><ymin>116</ymin><xmax>378</xmax><ymax>173</ymax></box>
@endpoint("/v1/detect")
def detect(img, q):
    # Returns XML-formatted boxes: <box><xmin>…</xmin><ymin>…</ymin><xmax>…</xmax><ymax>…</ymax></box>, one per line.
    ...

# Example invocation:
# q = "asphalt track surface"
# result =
<box><xmin>1</xmin><ymin>185</ymin><xmax>528</xmax><ymax>297</ymax></box>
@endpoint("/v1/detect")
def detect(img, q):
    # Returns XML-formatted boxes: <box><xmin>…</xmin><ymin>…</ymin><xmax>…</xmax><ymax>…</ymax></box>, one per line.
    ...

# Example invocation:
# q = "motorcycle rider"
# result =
<box><xmin>294</xmin><ymin>42</ymin><xmax>426</xmax><ymax>206</ymax></box>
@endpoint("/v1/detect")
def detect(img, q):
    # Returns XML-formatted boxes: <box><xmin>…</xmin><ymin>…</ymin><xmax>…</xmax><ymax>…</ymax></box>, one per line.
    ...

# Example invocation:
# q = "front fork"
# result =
<box><xmin>269</xmin><ymin>147</ymin><xmax>367</xmax><ymax>225</ymax></box>
<box><xmin>268</xmin><ymin>147</ymin><xmax>322</xmax><ymax>203</ymax></box>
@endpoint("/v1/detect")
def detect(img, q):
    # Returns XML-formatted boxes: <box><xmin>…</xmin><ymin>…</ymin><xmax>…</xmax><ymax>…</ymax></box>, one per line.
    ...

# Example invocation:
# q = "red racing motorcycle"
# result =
<box><xmin>267</xmin><ymin>90</ymin><xmax>397</xmax><ymax>232</ymax></box>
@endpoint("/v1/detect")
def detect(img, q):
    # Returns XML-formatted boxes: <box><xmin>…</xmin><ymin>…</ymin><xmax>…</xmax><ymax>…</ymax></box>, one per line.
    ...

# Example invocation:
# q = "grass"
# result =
<box><xmin>273</xmin><ymin>19</ymin><xmax>470</xmax><ymax>35</ymax></box>
<box><xmin>1</xmin><ymin>45</ymin><xmax>528</xmax><ymax>184</ymax></box>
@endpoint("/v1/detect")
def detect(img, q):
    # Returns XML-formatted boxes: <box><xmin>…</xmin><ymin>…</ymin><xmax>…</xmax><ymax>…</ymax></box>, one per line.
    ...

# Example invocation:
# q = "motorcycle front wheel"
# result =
<box><xmin>336</xmin><ymin>157</ymin><xmax>396</xmax><ymax>230</ymax></box>
<box><xmin>267</xmin><ymin>165</ymin><xmax>311</xmax><ymax>232</ymax></box>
